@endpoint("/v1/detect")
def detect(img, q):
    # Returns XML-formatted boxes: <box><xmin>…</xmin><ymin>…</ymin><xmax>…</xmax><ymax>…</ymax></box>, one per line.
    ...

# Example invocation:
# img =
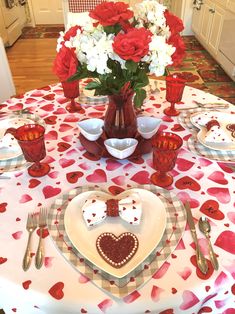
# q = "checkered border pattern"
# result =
<box><xmin>178</xmin><ymin>109</ymin><xmax>235</xmax><ymax>162</ymax></box>
<box><xmin>68</xmin><ymin>0</ymin><xmax>105</xmax><ymax>13</ymax></box>
<box><xmin>47</xmin><ymin>185</ymin><xmax>187</xmax><ymax>298</ymax></box>
<box><xmin>0</xmin><ymin>113</ymin><xmax>45</xmax><ymax>173</ymax></box>
<box><xmin>79</xmin><ymin>80</ymin><xmax>108</xmax><ymax>106</ymax></box>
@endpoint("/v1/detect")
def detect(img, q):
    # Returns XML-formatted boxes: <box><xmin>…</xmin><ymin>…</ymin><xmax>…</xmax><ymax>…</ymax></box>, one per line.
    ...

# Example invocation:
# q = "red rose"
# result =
<box><xmin>168</xmin><ymin>33</ymin><xmax>186</xmax><ymax>66</ymax></box>
<box><xmin>113</xmin><ymin>28</ymin><xmax>152</xmax><ymax>62</ymax></box>
<box><xmin>89</xmin><ymin>1</ymin><xmax>133</xmax><ymax>26</ymax></box>
<box><xmin>53</xmin><ymin>46</ymin><xmax>78</xmax><ymax>81</ymax></box>
<box><xmin>164</xmin><ymin>10</ymin><xmax>184</xmax><ymax>35</ymax></box>
<box><xmin>64</xmin><ymin>25</ymin><xmax>81</xmax><ymax>41</ymax></box>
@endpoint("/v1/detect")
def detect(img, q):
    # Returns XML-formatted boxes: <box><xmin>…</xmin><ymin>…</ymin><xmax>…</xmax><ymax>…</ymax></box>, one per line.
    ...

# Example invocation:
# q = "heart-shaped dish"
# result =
<box><xmin>64</xmin><ymin>188</ymin><xmax>167</xmax><ymax>278</ymax></box>
<box><xmin>77</xmin><ymin>118</ymin><xmax>104</xmax><ymax>141</ymax></box>
<box><xmin>104</xmin><ymin>138</ymin><xmax>138</xmax><ymax>159</ymax></box>
<box><xmin>137</xmin><ymin>116</ymin><xmax>161</xmax><ymax>139</ymax></box>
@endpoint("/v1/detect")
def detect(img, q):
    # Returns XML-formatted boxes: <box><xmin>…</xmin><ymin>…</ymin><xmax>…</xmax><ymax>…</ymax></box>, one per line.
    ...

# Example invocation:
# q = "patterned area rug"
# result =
<box><xmin>20</xmin><ymin>27</ymin><xmax>235</xmax><ymax>105</ymax></box>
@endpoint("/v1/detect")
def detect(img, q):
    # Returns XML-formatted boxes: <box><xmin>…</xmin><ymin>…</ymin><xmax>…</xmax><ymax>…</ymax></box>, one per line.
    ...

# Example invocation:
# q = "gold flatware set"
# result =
<box><xmin>22</xmin><ymin>208</ymin><xmax>47</xmax><ymax>271</ymax></box>
<box><xmin>185</xmin><ymin>201</ymin><xmax>219</xmax><ymax>274</ymax></box>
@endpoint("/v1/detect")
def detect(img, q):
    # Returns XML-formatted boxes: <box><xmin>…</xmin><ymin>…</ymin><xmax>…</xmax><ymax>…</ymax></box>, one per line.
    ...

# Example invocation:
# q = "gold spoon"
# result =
<box><xmin>199</xmin><ymin>216</ymin><xmax>219</xmax><ymax>270</ymax></box>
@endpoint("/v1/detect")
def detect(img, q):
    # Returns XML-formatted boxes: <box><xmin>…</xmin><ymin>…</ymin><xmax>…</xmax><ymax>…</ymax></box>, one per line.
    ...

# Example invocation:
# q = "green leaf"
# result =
<box><xmin>126</xmin><ymin>60</ymin><xmax>138</xmax><ymax>72</ymax></box>
<box><xmin>134</xmin><ymin>89</ymin><xmax>146</xmax><ymax>108</ymax></box>
<box><xmin>85</xmin><ymin>81</ymin><xmax>100</xmax><ymax>90</ymax></box>
<box><xmin>103</xmin><ymin>24</ymin><xmax>121</xmax><ymax>35</ymax></box>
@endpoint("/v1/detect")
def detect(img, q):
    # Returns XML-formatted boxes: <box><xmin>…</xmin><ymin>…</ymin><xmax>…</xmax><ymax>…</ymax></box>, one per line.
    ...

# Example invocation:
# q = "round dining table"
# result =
<box><xmin>0</xmin><ymin>79</ymin><xmax>234</xmax><ymax>314</ymax></box>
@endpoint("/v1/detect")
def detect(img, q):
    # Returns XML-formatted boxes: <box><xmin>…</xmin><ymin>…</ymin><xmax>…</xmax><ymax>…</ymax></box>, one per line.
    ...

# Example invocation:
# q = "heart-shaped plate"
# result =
<box><xmin>64</xmin><ymin>188</ymin><xmax>166</xmax><ymax>278</ymax></box>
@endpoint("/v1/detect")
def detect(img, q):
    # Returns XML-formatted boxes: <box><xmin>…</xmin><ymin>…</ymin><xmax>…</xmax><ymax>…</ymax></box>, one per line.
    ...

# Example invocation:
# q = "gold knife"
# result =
<box><xmin>185</xmin><ymin>201</ymin><xmax>208</xmax><ymax>274</ymax></box>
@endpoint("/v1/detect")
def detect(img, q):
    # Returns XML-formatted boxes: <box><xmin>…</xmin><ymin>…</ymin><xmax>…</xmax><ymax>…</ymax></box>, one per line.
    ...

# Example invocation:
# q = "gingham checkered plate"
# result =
<box><xmin>178</xmin><ymin>109</ymin><xmax>235</xmax><ymax>162</ymax></box>
<box><xmin>47</xmin><ymin>185</ymin><xmax>186</xmax><ymax>298</ymax></box>
<box><xmin>0</xmin><ymin>113</ymin><xmax>45</xmax><ymax>173</ymax></box>
<box><xmin>79</xmin><ymin>80</ymin><xmax>108</xmax><ymax>106</ymax></box>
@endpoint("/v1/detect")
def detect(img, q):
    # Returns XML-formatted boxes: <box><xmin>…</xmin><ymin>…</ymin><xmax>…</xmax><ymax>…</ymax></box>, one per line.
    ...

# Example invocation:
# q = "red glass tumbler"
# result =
<box><xmin>151</xmin><ymin>132</ymin><xmax>183</xmax><ymax>187</ymax></box>
<box><xmin>164</xmin><ymin>75</ymin><xmax>186</xmax><ymax>116</ymax></box>
<box><xmin>13</xmin><ymin>124</ymin><xmax>50</xmax><ymax>177</ymax></box>
<box><xmin>61</xmin><ymin>80</ymin><xmax>82</xmax><ymax>113</ymax></box>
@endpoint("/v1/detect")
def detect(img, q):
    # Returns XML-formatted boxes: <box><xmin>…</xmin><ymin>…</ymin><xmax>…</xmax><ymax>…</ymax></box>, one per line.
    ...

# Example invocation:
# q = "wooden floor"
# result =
<box><xmin>6</xmin><ymin>38</ymin><xmax>59</xmax><ymax>95</ymax></box>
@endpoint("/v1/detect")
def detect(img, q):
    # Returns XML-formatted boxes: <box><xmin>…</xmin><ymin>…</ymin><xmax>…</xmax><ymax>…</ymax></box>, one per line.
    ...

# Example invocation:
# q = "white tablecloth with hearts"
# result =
<box><xmin>0</xmin><ymin>81</ymin><xmax>235</xmax><ymax>314</ymax></box>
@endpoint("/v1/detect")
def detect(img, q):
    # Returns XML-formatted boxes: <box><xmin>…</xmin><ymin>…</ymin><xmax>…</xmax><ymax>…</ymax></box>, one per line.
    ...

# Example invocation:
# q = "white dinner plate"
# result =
<box><xmin>0</xmin><ymin>117</ymin><xmax>35</xmax><ymax>160</ymax></box>
<box><xmin>190</xmin><ymin>111</ymin><xmax>235</xmax><ymax>151</ymax></box>
<box><xmin>64</xmin><ymin>188</ymin><xmax>167</xmax><ymax>278</ymax></box>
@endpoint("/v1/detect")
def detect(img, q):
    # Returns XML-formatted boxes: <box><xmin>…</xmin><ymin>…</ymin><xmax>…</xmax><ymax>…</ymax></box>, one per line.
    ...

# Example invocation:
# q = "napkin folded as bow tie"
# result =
<box><xmin>82</xmin><ymin>192</ymin><xmax>142</xmax><ymax>227</ymax></box>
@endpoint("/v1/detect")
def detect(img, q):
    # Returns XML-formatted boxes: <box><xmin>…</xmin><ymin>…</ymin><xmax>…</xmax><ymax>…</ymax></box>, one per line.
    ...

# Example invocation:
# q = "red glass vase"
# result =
<box><xmin>104</xmin><ymin>90</ymin><xmax>137</xmax><ymax>139</ymax></box>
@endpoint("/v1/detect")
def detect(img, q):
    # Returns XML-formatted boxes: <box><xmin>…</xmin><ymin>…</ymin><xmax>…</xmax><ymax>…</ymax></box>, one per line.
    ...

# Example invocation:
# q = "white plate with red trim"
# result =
<box><xmin>64</xmin><ymin>188</ymin><xmax>167</xmax><ymax>278</ymax></box>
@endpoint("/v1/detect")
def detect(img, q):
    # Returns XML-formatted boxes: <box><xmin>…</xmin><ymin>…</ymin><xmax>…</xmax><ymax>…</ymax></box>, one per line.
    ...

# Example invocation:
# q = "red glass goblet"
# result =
<box><xmin>61</xmin><ymin>80</ymin><xmax>82</xmax><ymax>113</ymax></box>
<box><xmin>164</xmin><ymin>74</ymin><xmax>186</xmax><ymax>116</ymax></box>
<box><xmin>11</xmin><ymin>124</ymin><xmax>50</xmax><ymax>177</ymax></box>
<box><xmin>150</xmin><ymin>132</ymin><xmax>183</xmax><ymax>187</ymax></box>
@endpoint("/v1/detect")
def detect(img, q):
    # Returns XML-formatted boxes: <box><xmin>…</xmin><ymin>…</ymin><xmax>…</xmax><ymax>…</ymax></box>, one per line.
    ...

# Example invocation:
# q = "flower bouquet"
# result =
<box><xmin>53</xmin><ymin>0</ymin><xmax>185</xmax><ymax>141</ymax></box>
<box><xmin>54</xmin><ymin>0</ymin><xmax>185</xmax><ymax>108</ymax></box>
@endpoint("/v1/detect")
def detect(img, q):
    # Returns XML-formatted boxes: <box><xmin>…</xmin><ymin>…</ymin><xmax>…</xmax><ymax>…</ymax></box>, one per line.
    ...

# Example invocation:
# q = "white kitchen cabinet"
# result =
<box><xmin>192</xmin><ymin>0</ymin><xmax>226</xmax><ymax>57</ymax></box>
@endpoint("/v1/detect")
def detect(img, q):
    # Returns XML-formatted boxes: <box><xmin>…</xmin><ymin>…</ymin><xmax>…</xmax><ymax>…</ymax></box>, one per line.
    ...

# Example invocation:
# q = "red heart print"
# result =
<box><xmin>106</xmin><ymin>159</ymin><xmax>122</xmax><ymax>171</ymax></box>
<box><xmin>175</xmin><ymin>176</ymin><xmax>200</xmax><ymax>191</ymax></box>
<box><xmin>208</xmin><ymin>171</ymin><xmax>228</xmax><ymax>185</ymax></box>
<box><xmin>12</xmin><ymin>231</ymin><xmax>23</xmax><ymax>240</ymax></box>
<box><xmin>129</xmin><ymin>156</ymin><xmax>144</xmax><ymax>164</ymax></box>
<box><xmin>81</xmin><ymin>309</ymin><xmax>87</xmax><ymax>313</ymax></box>
<box><xmin>44</xmin><ymin>130</ymin><xmax>58</xmax><ymax>141</ymax></box>
<box><xmin>42</xmin><ymin>94</ymin><xmax>55</xmax><ymax>101</ymax></box>
<box><xmin>108</xmin><ymin>186</ymin><xmax>125</xmax><ymax>195</ymax></box>
<box><xmin>0</xmin><ymin>257</ymin><xmax>7</xmax><ymax>264</ymax></box>
<box><xmin>123</xmin><ymin>290</ymin><xmax>140</xmax><ymax>303</ymax></box>
<box><xmin>162</xmin><ymin>115</ymin><xmax>174</xmax><ymax>122</ymax></box>
<box><xmin>190</xmin><ymin>255</ymin><xmax>213</xmax><ymax>280</ymax></box>
<box><xmin>130</xmin><ymin>170</ymin><xmax>150</xmax><ymax>184</ymax></box>
<box><xmin>41</xmin><ymin>104</ymin><xmax>54</xmax><ymax>111</ymax></box>
<box><xmin>66</xmin><ymin>171</ymin><xmax>83</xmax><ymax>184</ymax></box>
<box><xmin>171</xmin><ymin>288</ymin><xmax>177</xmax><ymax>294</ymax></box>
<box><xmin>0</xmin><ymin>202</ymin><xmax>7</xmax><ymax>213</ymax></box>
<box><xmin>176</xmin><ymin>158</ymin><xmax>194</xmax><ymax>171</ymax></box>
<box><xmin>53</xmin><ymin>107</ymin><xmax>67</xmax><ymax>114</ymax></box>
<box><xmin>22</xmin><ymin>280</ymin><xmax>32</xmax><ymax>290</ymax></box>
<box><xmin>59</xmin><ymin>123</ymin><xmax>73</xmax><ymax>132</ymax></box>
<box><xmin>86</xmin><ymin>169</ymin><xmax>107</xmax><ymax>183</ymax></box>
<box><xmin>207</xmin><ymin>187</ymin><xmax>230</xmax><ymax>203</ymax></box>
<box><xmin>8</xmin><ymin>103</ymin><xmax>23</xmax><ymax>111</ymax></box>
<box><xmin>200</xmin><ymin>200</ymin><xmax>224</xmax><ymax>220</ymax></box>
<box><xmin>152</xmin><ymin>261</ymin><xmax>170</xmax><ymax>279</ymax></box>
<box><xmin>151</xmin><ymin>285</ymin><xmax>164</xmax><ymax>302</ymax></box>
<box><xmin>57</xmin><ymin>142</ymin><xmax>71</xmax><ymax>152</ymax></box>
<box><xmin>96</xmin><ymin>232</ymin><xmax>138</xmax><ymax>268</ymax></box>
<box><xmin>43</xmin><ymin>186</ymin><xmax>61</xmax><ymax>199</ymax></box>
<box><xmin>48</xmin><ymin>282</ymin><xmax>64</xmax><ymax>300</ymax></box>
<box><xmin>59</xmin><ymin>158</ymin><xmax>75</xmax><ymax>168</ymax></box>
<box><xmin>63</xmin><ymin>115</ymin><xmax>79</xmax><ymax>122</ymax></box>
<box><xmin>19</xmin><ymin>194</ymin><xmax>32</xmax><ymax>203</ymax></box>
<box><xmin>87</xmin><ymin>112</ymin><xmax>103</xmax><ymax>118</ymax></box>
<box><xmin>171</xmin><ymin>124</ymin><xmax>185</xmax><ymax>132</ymax></box>
<box><xmin>179</xmin><ymin>290</ymin><xmax>200</xmax><ymax>310</ymax></box>
<box><xmin>215</xmin><ymin>231</ymin><xmax>235</xmax><ymax>254</ymax></box>
<box><xmin>28</xmin><ymin>179</ymin><xmax>41</xmax><ymax>188</ymax></box>
<box><xmin>111</xmin><ymin>175</ymin><xmax>126</xmax><ymax>186</ymax></box>
<box><xmin>98</xmin><ymin>299</ymin><xmax>113</xmax><ymax>313</ymax></box>
<box><xmin>44</xmin><ymin>115</ymin><xmax>57</xmax><ymax>125</ymax></box>
<box><xmin>158</xmin><ymin>310</ymin><xmax>174</xmax><ymax>314</ymax></box>
<box><xmin>36</xmin><ymin>228</ymin><xmax>49</xmax><ymax>238</ymax></box>
<box><xmin>83</xmin><ymin>151</ymin><xmax>101</xmax><ymax>161</ymax></box>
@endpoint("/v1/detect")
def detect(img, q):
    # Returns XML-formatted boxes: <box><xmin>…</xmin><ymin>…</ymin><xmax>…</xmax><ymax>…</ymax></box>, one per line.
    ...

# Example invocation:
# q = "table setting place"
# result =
<box><xmin>0</xmin><ymin>1</ymin><xmax>235</xmax><ymax>313</ymax></box>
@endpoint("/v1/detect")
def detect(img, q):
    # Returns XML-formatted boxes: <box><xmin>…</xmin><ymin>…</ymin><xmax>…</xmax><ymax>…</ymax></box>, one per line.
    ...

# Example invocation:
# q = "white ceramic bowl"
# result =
<box><xmin>77</xmin><ymin>118</ymin><xmax>104</xmax><ymax>141</ymax></box>
<box><xmin>137</xmin><ymin>116</ymin><xmax>161</xmax><ymax>139</ymax></box>
<box><xmin>104</xmin><ymin>138</ymin><xmax>138</xmax><ymax>159</ymax></box>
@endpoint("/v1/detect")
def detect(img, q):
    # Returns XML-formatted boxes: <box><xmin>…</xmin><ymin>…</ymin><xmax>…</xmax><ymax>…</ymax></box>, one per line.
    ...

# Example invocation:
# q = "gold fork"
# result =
<box><xmin>35</xmin><ymin>208</ymin><xmax>47</xmax><ymax>269</ymax></box>
<box><xmin>23</xmin><ymin>213</ymin><xmax>37</xmax><ymax>271</ymax></box>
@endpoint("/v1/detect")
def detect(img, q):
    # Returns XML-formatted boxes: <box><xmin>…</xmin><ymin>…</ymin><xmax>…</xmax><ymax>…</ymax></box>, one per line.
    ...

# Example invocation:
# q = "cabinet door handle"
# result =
<box><xmin>209</xmin><ymin>8</ymin><xmax>215</xmax><ymax>13</ymax></box>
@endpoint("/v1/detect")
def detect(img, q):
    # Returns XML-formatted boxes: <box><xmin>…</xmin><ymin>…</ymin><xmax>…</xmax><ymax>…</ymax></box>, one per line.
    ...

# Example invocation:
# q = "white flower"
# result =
<box><xmin>142</xmin><ymin>35</ymin><xmax>175</xmax><ymax>76</ymax></box>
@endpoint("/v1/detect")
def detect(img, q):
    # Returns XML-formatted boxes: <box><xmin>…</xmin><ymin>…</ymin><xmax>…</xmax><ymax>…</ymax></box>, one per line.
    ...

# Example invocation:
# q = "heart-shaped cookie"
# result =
<box><xmin>96</xmin><ymin>232</ymin><xmax>138</xmax><ymax>268</ymax></box>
